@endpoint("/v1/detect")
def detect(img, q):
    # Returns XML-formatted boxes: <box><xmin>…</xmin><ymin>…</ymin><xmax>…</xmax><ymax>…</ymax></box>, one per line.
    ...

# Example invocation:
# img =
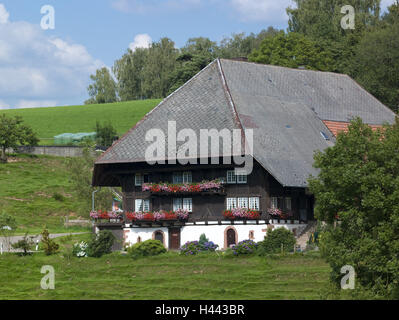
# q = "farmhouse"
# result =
<box><xmin>92</xmin><ymin>58</ymin><xmax>396</xmax><ymax>250</ymax></box>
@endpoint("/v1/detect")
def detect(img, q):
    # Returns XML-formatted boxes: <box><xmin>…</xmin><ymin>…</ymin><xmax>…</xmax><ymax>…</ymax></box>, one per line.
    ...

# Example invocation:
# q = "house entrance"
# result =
<box><xmin>168</xmin><ymin>228</ymin><xmax>181</xmax><ymax>250</ymax></box>
<box><xmin>226</xmin><ymin>228</ymin><xmax>237</xmax><ymax>248</ymax></box>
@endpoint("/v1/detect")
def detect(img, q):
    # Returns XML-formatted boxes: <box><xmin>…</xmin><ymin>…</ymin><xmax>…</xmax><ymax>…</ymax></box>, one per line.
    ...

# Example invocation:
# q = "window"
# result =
<box><xmin>237</xmin><ymin>174</ymin><xmax>247</xmax><ymax>184</ymax></box>
<box><xmin>182</xmin><ymin>171</ymin><xmax>192</xmax><ymax>183</ymax></box>
<box><xmin>226</xmin><ymin>198</ymin><xmax>237</xmax><ymax>210</ymax></box>
<box><xmin>135</xmin><ymin>173</ymin><xmax>149</xmax><ymax>186</ymax></box>
<box><xmin>237</xmin><ymin>197</ymin><xmax>249</xmax><ymax>208</ymax></box>
<box><xmin>173</xmin><ymin>198</ymin><xmax>183</xmax><ymax>211</ymax></box>
<box><xmin>271</xmin><ymin>197</ymin><xmax>278</xmax><ymax>209</ymax></box>
<box><xmin>135</xmin><ymin>199</ymin><xmax>150</xmax><ymax>212</ymax></box>
<box><xmin>135</xmin><ymin>173</ymin><xmax>144</xmax><ymax>186</ymax></box>
<box><xmin>183</xmin><ymin>198</ymin><xmax>193</xmax><ymax>212</ymax></box>
<box><xmin>285</xmin><ymin>197</ymin><xmax>292</xmax><ymax>211</ymax></box>
<box><xmin>227</xmin><ymin>171</ymin><xmax>236</xmax><ymax>184</ymax></box>
<box><xmin>249</xmin><ymin>197</ymin><xmax>260</xmax><ymax>210</ymax></box>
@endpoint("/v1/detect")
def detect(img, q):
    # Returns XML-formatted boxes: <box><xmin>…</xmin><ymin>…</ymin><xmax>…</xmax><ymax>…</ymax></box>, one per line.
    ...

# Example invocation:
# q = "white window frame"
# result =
<box><xmin>173</xmin><ymin>198</ymin><xmax>183</xmax><ymax>211</ymax></box>
<box><xmin>135</xmin><ymin>173</ymin><xmax>144</xmax><ymax>186</ymax></box>
<box><xmin>226</xmin><ymin>198</ymin><xmax>237</xmax><ymax>210</ymax></box>
<box><xmin>227</xmin><ymin>171</ymin><xmax>236</xmax><ymax>184</ymax></box>
<box><xmin>182</xmin><ymin>171</ymin><xmax>192</xmax><ymax>183</ymax></box>
<box><xmin>249</xmin><ymin>197</ymin><xmax>260</xmax><ymax>210</ymax></box>
<box><xmin>236</xmin><ymin>174</ymin><xmax>247</xmax><ymax>184</ymax></box>
<box><xmin>237</xmin><ymin>197</ymin><xmax>249</xmax><ymax>208</ymax></box>
<box><xmin>271</xmin><ymin>197</ymin><xmax>278</xmax><ymax>209</ymax></box>
<box><xmin>183</xmin><ymin>198</ymin><xmax>193</xmax><ymax>212</ymax></box>
<box><xmin>135</xmin><ymin>199</ymin><xmax>150</xmax><ymax>212</ymax></box>
<box><xmin>173</xmin><ymin>172</ymin><xmax>183</xmax><ymax>184</ymax></box>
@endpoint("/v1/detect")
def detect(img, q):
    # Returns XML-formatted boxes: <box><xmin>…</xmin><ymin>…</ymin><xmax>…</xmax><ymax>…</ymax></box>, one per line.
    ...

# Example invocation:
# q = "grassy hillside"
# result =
<box><xmin>0</xmin><ymin>248</ymin><xmax>333</xmax><ymax>300</ymax></box>
<box><xmin>0</xmin><ymin>99</ymin><xmax>161</xmax><ymax>145</ymax></box>
<box><xmin>0</xmin><ymin>155</ymin><xmax>88</xmax><ymax>235</ymax></box>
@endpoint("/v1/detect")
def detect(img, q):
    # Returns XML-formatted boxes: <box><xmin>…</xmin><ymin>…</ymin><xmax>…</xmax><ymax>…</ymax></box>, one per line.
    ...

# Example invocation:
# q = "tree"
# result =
<box><xmin>351</xmin><ymin>22</ymin><xmax>399</xmax><ymax>113</ymax></box>
<box><xmin>12</xmin><ymin>233</ymin><xmax>34</xmax><ymax>256</ymax></box>
<box><xmin>95</xmin><ymin>121</ymin><xmax>117</xmax><ymax>148</ymax></box>
<box><xmin>113</xmin><ymin>48</ymin><xmax>148</xmax><ymax>101</ymax></box>
<box><xmin>41</xmin><ymin>229</ymin><xmax>59</xmax><ymax>255</ymax></box>
<box><xmin>0</xmin><ymin>114</ymin><xmax>39</xmax><ymax>162</ymax></box>
<box><xmin>309</xmin><ymin>118</ymin><xmax>399</xmax><ymax>298</ymax></box>
<box><xmin>85</xmin><ymin>67</ymin><xmax>118</xmax><ymax>104</ymax></box>
<box><xmin>141</xmin><ymin>38</ymin><xmax>179</xmax><ymax>99</ymax></box>
<box><xmin>249</xmin><ymin>31</ymin><xmax>334</xmax><ymax>71</ymax></box>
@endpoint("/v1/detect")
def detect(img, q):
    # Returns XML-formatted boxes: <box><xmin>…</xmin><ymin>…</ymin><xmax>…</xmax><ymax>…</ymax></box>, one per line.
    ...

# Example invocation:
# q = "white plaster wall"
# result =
<box><xmin>124</xmin><ymin>227</ymin><xmax>169</xmax><ymax>248</ymax></box>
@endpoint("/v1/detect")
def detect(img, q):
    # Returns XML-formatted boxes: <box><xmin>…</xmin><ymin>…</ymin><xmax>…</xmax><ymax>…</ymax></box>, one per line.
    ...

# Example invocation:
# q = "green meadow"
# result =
<box><xmin>0</xmin><ymin>235</ymin><xmax>332</xmax><ymax>300</ymax></box>
<box><xmin>0</xmin><ymin>99</ymin><xmax>161</xmax><ymax>145</ymax></box>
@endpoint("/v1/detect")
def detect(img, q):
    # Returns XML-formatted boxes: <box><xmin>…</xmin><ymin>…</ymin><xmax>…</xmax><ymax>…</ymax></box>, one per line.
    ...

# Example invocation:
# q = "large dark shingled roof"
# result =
<box><xmin>94</xmin><ymin>59</ymin><xmax>396</xmax><ymax>188</ymax></box>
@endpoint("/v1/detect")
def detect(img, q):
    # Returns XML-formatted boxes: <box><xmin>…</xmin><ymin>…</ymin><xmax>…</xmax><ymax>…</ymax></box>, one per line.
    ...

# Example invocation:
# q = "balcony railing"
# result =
<box><xmin>141</xmin><ymin>180</ymin><xmax>225</xmax><ymax>195</ymax></box>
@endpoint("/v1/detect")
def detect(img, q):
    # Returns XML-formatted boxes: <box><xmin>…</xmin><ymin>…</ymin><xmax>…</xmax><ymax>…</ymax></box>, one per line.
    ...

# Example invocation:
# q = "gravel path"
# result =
<box><xmin>0</xmin><ymin>232</ymin><xmax>90</xmax><ymax>253</ymax></box>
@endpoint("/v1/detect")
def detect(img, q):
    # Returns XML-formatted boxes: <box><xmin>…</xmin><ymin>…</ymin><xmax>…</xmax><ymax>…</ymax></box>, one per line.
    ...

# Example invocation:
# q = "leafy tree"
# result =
<box><xmin>12</xmin><ymin>233</ymin><xmax>34</xmax><ymax>256</ymax></box>
<box><xmin>382</xmin><ymin>1</ymin><xmax>399</xmax><ymax>24</ymax></box>
<box><xmin>309</xmin><ymin>118</ymin><xmax>399</xmax><ymax>298</ymax></box>
<box><xmin>0</xmin><ymin>114</ymin><xmax>39</xmax><ymax>163</ymax></box>
<box><xmin>249</xmin><ymin>31</ymin><xmax>334</xmax><ymax>71</ymax></box>
<box><xmin>113</xmin><ymin>48</ymin><xmax>148</xmax><ymax>101</ymax></box>
<box><xmin>67</xmin><ymin>145</ymin><xmax>114</xmax><ymax>215</ymax></box>
<box><xmin>41</xmin><ymin>229</ymin><xmax>59</xmax><ymax>256</ymax></box>
<box><xmin>257</xmin><ymin>228</ymin><xmax>296</xmax><ymax>255</ymax></box>
<box><xmin>87</xmin><ymin>230</ymin><xmax>115</xmax><ymax>257</ymax></box>
<box><xmin>95</xmin><ymin>121</ymin><xmax>117</xmax><ymax>148</ymax></box>
<box><xmin>351</xmin><ymin>22</ymin><xmax>399</xmax><ymax>113</ymax></box>
<box><xmin>142</xmin><ymin>38</ymin><xmax>179</xmax><ymax>99</ymax></box>
<box><xmin>85</xmin><ymin>67</ymin><xmax>118</xmax><ymax>104</ymax></box>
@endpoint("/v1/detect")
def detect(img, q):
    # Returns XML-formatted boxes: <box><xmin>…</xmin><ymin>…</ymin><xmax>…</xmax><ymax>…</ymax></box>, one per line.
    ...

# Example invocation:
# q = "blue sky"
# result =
<box><xmin>0</xmin><ymin>0</ymin><xmax>395</xmax><ymax>109</ymax></box>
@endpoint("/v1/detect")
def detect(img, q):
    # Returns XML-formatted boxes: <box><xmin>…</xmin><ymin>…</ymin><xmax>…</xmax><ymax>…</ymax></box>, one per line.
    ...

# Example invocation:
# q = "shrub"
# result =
<box><xmin>87</xmin><ymin>230</ymin><xmax>115</xmax><ymax>258</ymax></box>
<box><xmin>72</xmin><ymin>241</ymin><xmax>89</xmax><ymax>258</ymax></box>
<box><xmin>41</xmin><ymin>229</ymin><xmax>59</xmax><ymax>256</ymax></box>
<box><xmin>52</xmin><ymin>192</ymin><xmax>65</xmax><ymax>202</ymax></box>
<box><xmin>231</xmin><ymin>240</ymin><xmax>258</xmax><ymax>256</ymax></box>
<box><xmin>127</xmin><ymin>240</ymin><xmax>166</xmax><ymax>259</ymax></box>
<box><xmin>11</xmin><ymin>233</ymin><xmax>34</xmax><ymax>256</ymax></box>
<box><xmin>181</xmin><ymin>235</ymin><xmax>219</xmax><ymax>255</ymax></box>
<box><xmin>257</xmin><ymin>227</ymin><xmax>296</xmax><ymax>255</ymax></box>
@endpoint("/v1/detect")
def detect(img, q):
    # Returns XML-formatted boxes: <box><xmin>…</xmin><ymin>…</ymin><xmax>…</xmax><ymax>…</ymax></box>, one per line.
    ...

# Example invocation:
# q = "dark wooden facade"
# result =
<box><xmin>106</xmin><ymin>159</ymin><xmax>314</xmax><ymax>223</ymax></box>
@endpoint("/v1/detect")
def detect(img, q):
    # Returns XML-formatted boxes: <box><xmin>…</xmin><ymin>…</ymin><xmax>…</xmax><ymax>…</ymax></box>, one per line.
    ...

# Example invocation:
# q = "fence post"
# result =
<box><xmin>1</xmin><ymin>242</ymin><xmax>3</xmax><ymax>255</ymax></box>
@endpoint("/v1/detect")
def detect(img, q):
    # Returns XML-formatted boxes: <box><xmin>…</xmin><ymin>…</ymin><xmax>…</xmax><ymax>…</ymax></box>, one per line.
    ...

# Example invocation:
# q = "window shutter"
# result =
<box><xmin>183</xmin><ymin>198</ymin><xmax>193</xmax><ymax>212</ymax></box>
<box><xmin>237</xmin><ymin>197</ymin><xmax>249</xmax><ymax>208</ymax></box>
<box><xmin>227</xmin><ymin>171</ymin><xmax>236</xmax><ymax>184</ymax></box>
<box><xmin>249</xmin><ymin>197</ymin><xmax>260</xmax><ymax>210</ymax></box>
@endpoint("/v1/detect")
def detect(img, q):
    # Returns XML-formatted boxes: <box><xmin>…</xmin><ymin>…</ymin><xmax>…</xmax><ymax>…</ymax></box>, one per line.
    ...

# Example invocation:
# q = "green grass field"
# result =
<box><xmin>0</xmin><ymin>236</ymin><xmax>332</xmax><ymax>300</ymax></box>
<box><xmin>0</xmin><ymin>154</ymin><xmax>89</xmax><ymax>235</ymax></box>
<box><xmin>0</xmin><ymin>99</ymin><xmax>161</xmax><ymax>145</ymax></box>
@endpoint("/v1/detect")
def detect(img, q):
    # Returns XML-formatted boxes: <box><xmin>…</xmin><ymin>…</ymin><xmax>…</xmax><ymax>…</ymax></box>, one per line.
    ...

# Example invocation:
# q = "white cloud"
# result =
<box><xmin>129</xmin><ymin>34</ymin><xmax>152</xmax><ymax>52</ymax></box>
<box><xmin>381</xmin><ymin>0</ymin><xmax>396</xmax><ymax>11</ymax></box>
<box><xmin>230</xmin><ymin>0</ymin><xmax>293</xmax><ymax>23</ymax></box>
<box><xmin>0</xmin><ymin>4</ymin><xmax>9</xmax><ymax>24</ymax></box>
<box><xmin>112</xmin><ymin>0</ymin><xmax>202</xmax><ymax>14</ymax></box>
<box><xmin>0</xmin><ymin>5</ymin><xmax>104</xmax><ymax>109</ymax></box>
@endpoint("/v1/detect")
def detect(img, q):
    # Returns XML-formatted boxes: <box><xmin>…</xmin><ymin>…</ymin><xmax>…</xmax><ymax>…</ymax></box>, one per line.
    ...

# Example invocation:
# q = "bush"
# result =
<box><xmin>11</xmin><ymin>233</ymin><xmax>34</xmax><ymax>256</ymax></box>
<box><xmin>127</xmin><ymin>240</ymin><xmax>166</xmax><ymax>259</ymax></box>
<box><xmin>257</xmin><ymin>228</ymin><xmax>296</xmax><ymax>255</ymax></box>
<box><xmin>41</xmin><ymin>229</ymin><xmax>59</xmax><ymax>256</ymax></box>
<box><xmin>87</xmin><ymin>230</ymin><xmax>115</xmax><ymax>258</ymax></box>
<box><xmin>72</xmin><ymin>241</ymin><xmax>89</xmax><ymax>258</ymax></box>
<box><xmin>231</xmin><ymin>240</ymin><xmax>258</xmax><ymax>256</ymax></box>
<box><xmin>180</xmin><ymin>241</ymin><xmax>203</xmax><ymax>255</ymax></box>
